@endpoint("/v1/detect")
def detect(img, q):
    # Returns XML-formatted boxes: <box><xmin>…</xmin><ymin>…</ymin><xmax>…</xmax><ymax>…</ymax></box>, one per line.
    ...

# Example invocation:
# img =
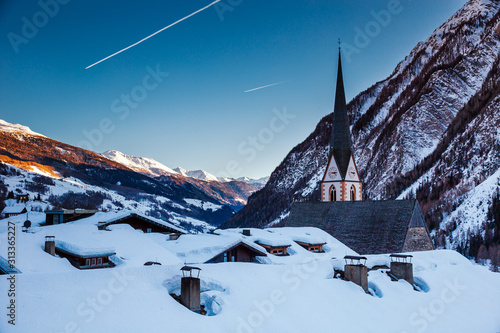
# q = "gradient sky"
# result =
<box><xmin>1</xmin><ymin>0</ymin><xmax>467</xmax><ymax>179</ymax></box>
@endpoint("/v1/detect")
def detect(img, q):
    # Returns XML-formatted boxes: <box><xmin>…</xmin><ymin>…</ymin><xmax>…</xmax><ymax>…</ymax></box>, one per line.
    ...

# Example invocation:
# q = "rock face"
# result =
<box><xmin>223</xmin><ymin>0</ymin><xmax>500</xmax><ymax>256</ymax></box>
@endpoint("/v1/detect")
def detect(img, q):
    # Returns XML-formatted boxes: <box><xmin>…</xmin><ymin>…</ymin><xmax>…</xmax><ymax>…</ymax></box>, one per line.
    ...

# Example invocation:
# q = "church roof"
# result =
<box><xmin>330</xmin><ymin>49</ymin><xmax>353</xmax><ymax>179</ymax></box>
<box><xmin>286</xmin><ymin>199</ymin><xmax>426</xmax><ymax>255</ymax></box>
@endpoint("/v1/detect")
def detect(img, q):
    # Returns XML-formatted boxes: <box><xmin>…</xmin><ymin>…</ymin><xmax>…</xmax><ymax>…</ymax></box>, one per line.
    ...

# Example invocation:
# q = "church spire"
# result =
<box><xmin>330</xmin><ymin>47</ymin><xmax>353</xmax><ymax>179</ymax></box>
<box><xmin>320</xmin><ymin>43</ymin><xmax>362</xmax><ymax>202</ymax></box>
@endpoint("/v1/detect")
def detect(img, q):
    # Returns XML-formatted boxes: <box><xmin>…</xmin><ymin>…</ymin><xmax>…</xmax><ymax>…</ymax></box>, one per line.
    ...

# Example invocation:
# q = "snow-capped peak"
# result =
<box><xmin>0</xmin><ymin>119</ymin><xmax>45</xmax><ymax>137</ymax></box>
<box><xmin>173</xmin><ymin>167</ymin><xmax>219</xmax><ymax>182</ymax></box>
<box><xmin>102</xmin><ymin>150</ymin><xmax>178</xmax><ymax>177</ymax></box>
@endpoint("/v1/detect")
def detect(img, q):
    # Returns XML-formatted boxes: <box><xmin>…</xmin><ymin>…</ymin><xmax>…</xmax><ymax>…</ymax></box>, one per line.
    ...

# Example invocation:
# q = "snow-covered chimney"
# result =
<box><xmin>242</xmin><ymin>229</ymin><xmax>251</xmax><ymax>237</ymax></box>
<box><xmin>180</xmin><ymin>266</ymin><xmax>201</xmax><ymax>312</ymax></box>
<box><xmin>389</xmin><ymin>254</ymin><xmax>414</xmax><ymax>285</ymax></box>
<box><xmin>343</xmin><ymin>255</ymin><xmax>368</xmax><ymax>292</ymax></box>
<box><xmin>45</xmin><ymin>236</ymin><xmax>55</xmax><ymax>256</ymax></box>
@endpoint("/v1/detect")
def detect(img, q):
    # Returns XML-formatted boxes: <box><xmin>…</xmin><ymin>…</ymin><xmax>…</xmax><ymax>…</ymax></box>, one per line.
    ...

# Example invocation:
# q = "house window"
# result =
<box><xmin>97</xmin><ymin>258</ymin><xmax>102</xmax><ymax>265</ymax></box>
<box><xmin>92</xmin><ymin>258</ymin><xmax>96</xmax><ymax>266</ymax></box>
<box><xmin>224</xmin><ymin>252</ymin><xmax>228</xmax><ymax>262</ymax></box>
<box><xmin>330</xmin><ymin>186</ymin><xmax>337</xmax><ymax>201</ymax></box>
<box><xmin>86</xmin><ymin>259</ymin><xmax>90</xmax><ymax>266</ymax></box>
<box><xmin>146</xmin><ymin>228</ymin><xmax>152</xmax><ymax>233</ymax></box>
<box><xmin>350</xmin><ymin>186</ymin><xmax>356</xmax><ymax>201</ymax></box>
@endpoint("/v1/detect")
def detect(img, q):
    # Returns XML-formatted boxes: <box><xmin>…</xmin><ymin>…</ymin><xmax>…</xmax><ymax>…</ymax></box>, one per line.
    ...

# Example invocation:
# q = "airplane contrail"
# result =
<box><xmin>244</xmin><ymin>80</ymin><xmax>290</xmax><ymax>93</ymax></box>
<box><xmin>86</xmin><ymin>0</ymin><xmax>221</xmax><ymax>69</ymax></box>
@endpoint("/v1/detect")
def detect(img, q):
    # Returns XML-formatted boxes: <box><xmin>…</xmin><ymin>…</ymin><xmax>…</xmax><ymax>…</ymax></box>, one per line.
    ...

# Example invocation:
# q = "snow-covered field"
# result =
<box><xmin>0</xmin><ymin>214</ymin><xmax>499</xmax><ymax>333</ymax></box>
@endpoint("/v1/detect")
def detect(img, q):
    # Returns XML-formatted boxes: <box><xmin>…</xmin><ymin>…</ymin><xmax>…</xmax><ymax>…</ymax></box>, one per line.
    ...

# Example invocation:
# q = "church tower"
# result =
<box><xmin>320</xmin><ymin>48</ymin><xmax>362</xmax><ymax>202</ymax></box>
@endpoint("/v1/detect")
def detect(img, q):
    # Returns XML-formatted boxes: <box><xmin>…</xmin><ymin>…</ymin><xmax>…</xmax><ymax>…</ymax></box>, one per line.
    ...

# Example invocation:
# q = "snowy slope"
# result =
<box><xmin>174</xmin><ymin>167</ymin><xmax>220</xmax><ymax>182</ymax></box>
<box><xmin>0</xmin><ymin>119</ymin><xmax>45</xmax><ymax>137</ymax></box>
<box><xmin>102</xmin><ymin>150</ymin><xmax>179</xmax><ymax>177</ymax></box>
<box><xmin>0</xmin><ymin>215</ymin><xmax>499</xmax><ymax>332</ymax></box>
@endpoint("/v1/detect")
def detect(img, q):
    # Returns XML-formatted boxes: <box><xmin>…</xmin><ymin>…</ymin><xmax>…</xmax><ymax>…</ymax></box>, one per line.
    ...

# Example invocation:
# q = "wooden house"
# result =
<box><xmin>1</xmin><ymin>205</ymin><xmax>27</xmax><ymax>218</ymax></box>
<box><xmin>294</xmin><ymin>239</ymin><xmax>326</xmax><ymax>253</ymax></box>
<box><xmin>54</xmin><ymin>240</ymin><xmax>115</xmax><ymax>270</ymax></box>
<box><xmin>97</xmin><ymin>212</ymin><xmax>186</xmax><ymax>234</ymax></box>
<box><xmin>45</xmin><ymin>209</ymin><xmax>98</xmax><ymax>225</ymax></box>
<box><xmin>254</xmin><ymin>239</ymin><xmax>291</xmax><ymax>256</ymax></box>
<box><xmin>206</xmin><ymin>241</ymin><xmax>267</xmax><ymax>263</ymax></box>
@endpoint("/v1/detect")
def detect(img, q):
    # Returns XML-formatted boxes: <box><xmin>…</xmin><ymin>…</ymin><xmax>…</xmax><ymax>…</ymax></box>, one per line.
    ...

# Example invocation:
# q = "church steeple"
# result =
<box><xmin>320</xmin><ymin>44</ymin><xmax>362</xmax><ymax>202</ymax></box>
<box><xmin>330</xmin><ymin>48</ymin><xmax>353</xmax><ymax>179</ymax></box>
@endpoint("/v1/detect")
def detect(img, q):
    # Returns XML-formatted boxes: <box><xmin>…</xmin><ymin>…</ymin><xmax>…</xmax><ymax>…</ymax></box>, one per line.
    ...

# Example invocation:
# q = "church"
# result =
<box><xmin>286</xmin><ymin>48</ymin><xmax>434</xmax><ymax>255</ymax></box>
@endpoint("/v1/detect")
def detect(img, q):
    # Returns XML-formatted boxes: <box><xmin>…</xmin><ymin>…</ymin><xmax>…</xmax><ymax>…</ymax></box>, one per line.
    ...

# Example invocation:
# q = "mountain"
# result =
<box><xmin>236</xmin><ymin>176</ymin><xmax>270</xmax><ymax>189</ymax></box>
<box><xmin>101</xmin><ymin>150</ymin><xmax>263</xmax><ymax>210</ymax></box>
<box><xmin>223</xmin><ymin>0</ymin><xmax>500</xmax><ymax>261</ymax></box>
<box><xmin>102</xmin><ymin>150</ymin><xmax>178</xmax><ymax>177</ymax></box>
<box><xmin>173</xmin><ymin>167</ymin><xmax>219</xmax><ymax>182</ymax></box>
<box><xmin>0</xmin><ymin>121</ymin><xmax>239</xmax><ymax>231</ymax></box>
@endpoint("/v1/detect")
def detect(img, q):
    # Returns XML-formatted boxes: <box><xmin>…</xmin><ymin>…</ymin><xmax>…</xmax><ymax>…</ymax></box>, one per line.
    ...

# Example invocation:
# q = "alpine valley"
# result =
<box><xmin>0</xmin><ymin>119</ymin><xmax>267</xmax><ymax>232</ymax></box>
<box><xmin>223</xmin><ymin>0</ymin><xmax>500</xmax><ymax>264</ymax></box>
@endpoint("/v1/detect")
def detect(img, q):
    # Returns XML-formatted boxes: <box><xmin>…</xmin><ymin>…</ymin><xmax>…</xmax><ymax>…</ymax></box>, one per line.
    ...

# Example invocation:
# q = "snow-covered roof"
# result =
<box><xmin>1</xmin><ymin>204</ymin><xmax>26</xmax><ymax>214</ymax></box>
<box><xmin>55</xmin><ymin>240</ymin><xmax>115</xmax><ymax>258</ymax></box>
<box><xmin>152</xmin><ymin>233</ymin><xmax>267</xmax><ymax>264</ymax></box>
<box><xmin>0</xmin><ymin>256</ymin><xmax>21</xmax><ymax>274</ymax></box>
<box><xmin>99</xmin><ymin>211</ymin><xmax>186</xmax><ymax>234</ymax></box>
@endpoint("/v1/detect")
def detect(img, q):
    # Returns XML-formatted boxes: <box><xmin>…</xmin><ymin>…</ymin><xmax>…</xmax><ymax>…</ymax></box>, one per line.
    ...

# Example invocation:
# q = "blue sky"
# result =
<box><xmin>1</xmin><ymin>0</ymin><xmax>467</xmax><ymax>179</ymax></box>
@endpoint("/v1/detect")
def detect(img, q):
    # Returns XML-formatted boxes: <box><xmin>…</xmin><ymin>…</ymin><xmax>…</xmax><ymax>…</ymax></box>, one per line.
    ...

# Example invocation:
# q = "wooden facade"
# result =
<box><xmin>255</xmin><ymin>242</ymin><xmax>291</xmax><ymax>256</ymax></box>
<box><xmin>55</xmin><ymin>247</ymin><xmax>115</xmax><ymax>270</ymax></box>
<box><xmin>206</xmin><ymin>242</ymin><xmax>267</xmax><ymax>263</ymax></box>
<box><xmin>295</xmin><ymin>241</ymin><xmax>326</xmax><ymax>253</ymax></box>
<box><xmin>97</xmin><ymin>213</ymin><xmax>185</xmax><ymax>234</ymax></box>
<box><xmin>45</xmin><ymin>209</ymin><xmax>98</xmax><ymax>225</ymax></box>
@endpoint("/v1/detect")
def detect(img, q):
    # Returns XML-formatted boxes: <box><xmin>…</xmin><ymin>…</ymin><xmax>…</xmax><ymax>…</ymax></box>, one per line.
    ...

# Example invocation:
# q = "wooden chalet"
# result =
<box><xmin>1</xmin><ymin>205</ymin><xmax>27</xmax><ymax>218</ymax></box>
<box><xmin>206</xmin><ymin>241</ymin><xmax>267</xmax><ymax>263</ymax></box>
<box><xmin>294</xmin><ymin>239</ymin><xmax>326</xmax><ymax>253</ymax></box>
<box><xmin>97</xmin><ymin>212</ymin><xmax>186</xmax><ymax>234</ymax></box>
<box><xmin>45</xmin><ymin>209</ymin><xmax>98</xmax><ymax>225</ymax></box>
<box><xmin>255</xmin><ymin>240</ymin><xmax>291</xmax><ymax>256</ymax></box>
<box><xmin>54</xmin><ymin>241</ymin><xmax>115</xmax><ymax>270</ymax></box>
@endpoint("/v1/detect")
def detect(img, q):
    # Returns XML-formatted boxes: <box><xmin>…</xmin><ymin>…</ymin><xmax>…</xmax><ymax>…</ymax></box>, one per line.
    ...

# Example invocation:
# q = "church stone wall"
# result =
<box><xmin>403</xmin><ymin>227</ymin><xmax>434</xmax><ymax>252</ymax></box>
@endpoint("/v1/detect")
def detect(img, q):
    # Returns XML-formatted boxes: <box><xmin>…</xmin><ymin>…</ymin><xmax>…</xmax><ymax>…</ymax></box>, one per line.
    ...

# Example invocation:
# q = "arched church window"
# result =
<box><xmin>330</xmin><ymin>186</ymin><xmax>337</xmax><ymax>201</ymax></box>
<box><xmin>350</xmin><ymin>185</ymin><xmax>356</xmax><ymax>201</ymax></box>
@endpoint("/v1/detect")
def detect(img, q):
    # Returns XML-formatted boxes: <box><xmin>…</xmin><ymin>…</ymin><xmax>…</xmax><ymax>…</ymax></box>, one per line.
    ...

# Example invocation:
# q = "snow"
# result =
<box><xmin>1</xmin><ymin>213</ymin><xmax>499</xmax><ymax>333</ymax></box>
<box><xmin>151</xmin><ymin>233</ymin><xmax>265</xmax><ymax>264</ymax></box>
<box><xmin>174</xmin><ymin>167</ymin><xmax>219</xmax><ymax>182</ymax></box>
<box><xmin>55</xmin><ymin>239</ymin><xmax>115</xmax><ymax>257</ymax></box>
<box><xmin>184</xmin><ymin>198</ymin><xmax>222</xmax><ymax>211</ymax></box>
<box><xmin>102</xmin><ymin>150</ymin><xmax>178</xmax><ymax>176</ymax></box>
<box><xmin>100</xmin><ymin>210</ymin><xmax>186</xmax><ymax>234</ymax></box>
<box><xmin>1</xmin><ymin>204</ymin><xmax>26</xmax><ymax>214</ymax></box>
<box><xmin>0</xmin><ymin>119</ymin><xmax>45</xmax><ymax>137</ymax></box>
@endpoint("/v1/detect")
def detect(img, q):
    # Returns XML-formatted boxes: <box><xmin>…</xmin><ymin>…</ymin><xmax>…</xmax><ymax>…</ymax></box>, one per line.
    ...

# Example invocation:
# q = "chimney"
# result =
<box><xmin>389</xmin><ymin>254</ymin><xmax>414</xmax><ymax>285</ymax></box>
<box><xmin>242</xmin><ymin>229</ymin><xmax>251</xmax><ymax>237</ymax></box>
<box><xmin>180</xmin><ymin>266</ymin><xmax>201</xmax><ymax>312</ymax></box>
<box><xmin>45</xmin><ymin>236</ymin><xmax>55</xmax><ymax>256</ymax></box>
<box><xmin>343</xmin><ymin>255</ymin><xmax>368</xmax><ymax>292</ymax></box>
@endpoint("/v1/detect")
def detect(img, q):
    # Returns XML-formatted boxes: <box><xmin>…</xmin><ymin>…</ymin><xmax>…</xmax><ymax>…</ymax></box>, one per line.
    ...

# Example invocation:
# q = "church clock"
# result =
<box><xmin>348</xmin><ymin>167</ymin><xmax>356</xmax><ymax>178</ymax></box>
<box><xmin>328</xmin><ymin>167</ymin><xmax>338</xmax><ymax>178</ymax></box>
